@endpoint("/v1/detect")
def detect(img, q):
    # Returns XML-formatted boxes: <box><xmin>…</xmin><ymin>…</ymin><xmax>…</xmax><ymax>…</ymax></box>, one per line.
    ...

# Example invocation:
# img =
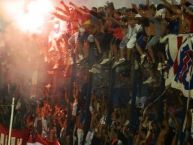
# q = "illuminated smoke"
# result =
<box><xmin>3</xmin><ymin>0</ymin><xmax>54</xmax><ymax>33</ymax></box>
<box><xmin>0</xmin><ymin>0</ymin><xmax>50</xmax><ymax>97</ymax></box>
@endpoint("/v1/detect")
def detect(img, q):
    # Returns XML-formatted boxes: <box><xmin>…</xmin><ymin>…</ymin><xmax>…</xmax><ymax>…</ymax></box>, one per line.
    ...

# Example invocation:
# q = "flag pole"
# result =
<box><xmin>8</xmin><ymin>97</ymin><xmax>15</xmax><ymax>145</ymax></box>
<box><xmin>182</xmin><ymin>38</ymin><xmax>193</xmax><ymax>132</ymax></box>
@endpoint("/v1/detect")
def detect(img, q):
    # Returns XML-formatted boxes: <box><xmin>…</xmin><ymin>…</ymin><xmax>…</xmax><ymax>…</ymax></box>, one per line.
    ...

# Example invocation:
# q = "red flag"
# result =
<box><xmin>0</xmin><ymin>124</ymin><xmax>30</xmax><ymax>145</ymax></box>
<box><xmin>27</xmin><ymin>134</ymin><xmax>60</xmax><ymax>145</ymax></box>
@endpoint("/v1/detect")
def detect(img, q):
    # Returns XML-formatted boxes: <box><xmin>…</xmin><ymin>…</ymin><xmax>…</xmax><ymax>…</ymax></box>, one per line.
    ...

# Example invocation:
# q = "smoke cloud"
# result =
<box><xmin>0</xmin><ymin>0</ymin><xmax>187</xmax><ymax>98</ymax></box>
<box><xmin>0</xmin><ymin>0</ymin><xmax>56</xmax><ymax>98</ymax></box>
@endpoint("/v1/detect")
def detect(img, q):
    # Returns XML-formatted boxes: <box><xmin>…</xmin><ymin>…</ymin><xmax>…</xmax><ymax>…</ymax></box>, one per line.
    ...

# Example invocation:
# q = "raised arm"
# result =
<box><xmin>165</xmin><ymin>14</ymin><xmax>180</xmax><ymax>20</ymax></box>
<box><xmin>52</xmin><ymin>12</ymin><xmax>70</xmax><ymax>21</ymax></box>
<box><xmin>161</xmin><ymin>0</ymin><xmax>182</xmax><ymax>14</ymax></box>
<box><xmin>183</xmin><ymin>5</ymin><xmax>193</xmax><ymax>15</ymax></box>
<box><xmin>82</xmin><ymin>6</ymin><xmax>90</xmax><ymax>12</ymax></box>
<box><xmin>55</xmin><ymin>7</ymin><xmax>69</xmax><ymax>16</ymax></box>
<box><xmin>80</xmin><ymin>7</ymin><xmax>90</xmax><ymax>13</ymax></box>
<box><xmin>69</xmin><ymin>1</ymin><xmax>88</xmax><ymax>15</ymax></box>
<box><xmin>132</xmin><ymin>4</ymin><xmax>152</xmax><ymax>18</ymax></box>
<box><xmin>60</xmin><ymin>1</ymin><xmax>70</xmax><ymax>14</ymax></box>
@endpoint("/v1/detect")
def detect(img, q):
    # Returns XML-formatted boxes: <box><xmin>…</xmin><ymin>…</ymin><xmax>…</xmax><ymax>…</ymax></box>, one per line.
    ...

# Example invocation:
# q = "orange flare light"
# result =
<box><xmin>6</xmin><ymin>0</ymin><xmax>54</xmax><ymax>33</ymax></box>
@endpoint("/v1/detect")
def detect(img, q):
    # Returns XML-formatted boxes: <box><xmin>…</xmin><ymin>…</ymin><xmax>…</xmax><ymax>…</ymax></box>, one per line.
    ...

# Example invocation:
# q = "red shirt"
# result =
<box><xmin>109</xmin><ymin>27</ymin><xmax>123</xmax><ymax>40</ymax></box>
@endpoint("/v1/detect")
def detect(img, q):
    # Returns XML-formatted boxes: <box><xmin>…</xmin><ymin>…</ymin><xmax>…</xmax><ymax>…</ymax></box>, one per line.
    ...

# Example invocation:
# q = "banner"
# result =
<box><xmin>0</xmin><ymin>124</ymin><xmax>30</xmax><ymax>145</ymax></box>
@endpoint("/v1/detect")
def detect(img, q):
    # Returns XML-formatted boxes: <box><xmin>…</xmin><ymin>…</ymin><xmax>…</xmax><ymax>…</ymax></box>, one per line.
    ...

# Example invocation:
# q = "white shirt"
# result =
<box><xmin>126</xmin><ymin>24</ymin><xmax>142</xmax><ymax>40</ymax></box>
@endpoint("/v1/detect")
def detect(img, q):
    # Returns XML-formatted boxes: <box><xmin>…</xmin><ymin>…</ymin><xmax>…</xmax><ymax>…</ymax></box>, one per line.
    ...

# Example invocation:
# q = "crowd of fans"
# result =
<box><xmin>1</xmin><ymin>0</ymin><xmax>193</xmax><ymax>145</ymax></box>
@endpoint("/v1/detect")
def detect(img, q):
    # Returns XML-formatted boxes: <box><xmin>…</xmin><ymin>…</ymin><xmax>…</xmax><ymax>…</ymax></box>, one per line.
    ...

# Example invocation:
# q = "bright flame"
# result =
<box><xmin>5</xmin><ymin>0</ymin><xmax>54</xmax><ymax>33</ymax></box>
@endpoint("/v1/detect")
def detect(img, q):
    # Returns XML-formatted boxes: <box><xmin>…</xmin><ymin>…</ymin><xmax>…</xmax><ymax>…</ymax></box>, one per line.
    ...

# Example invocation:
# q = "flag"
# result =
<box><xmin>164</xmin><ymin>34</ymin><xmax>187</xmax><ymax>86</ymax></box>
<box><xmin>164</xmin><ymin>34</ymin><xmax>193</xmax><ymax>98</ymax></box>
<box><xmin>27</xmin><ymin>135</ymin><xmax>60</xmax><ymax>145</ymax></box>
<box><xmin>0</xmin><ymin>124</ymin><xmax>60</xmax><ymax>145</ymax></box>
<box><xmin>0</xmin><ymin>124</ymin><xmax>30</xmax><ymax>145</ymax></box>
